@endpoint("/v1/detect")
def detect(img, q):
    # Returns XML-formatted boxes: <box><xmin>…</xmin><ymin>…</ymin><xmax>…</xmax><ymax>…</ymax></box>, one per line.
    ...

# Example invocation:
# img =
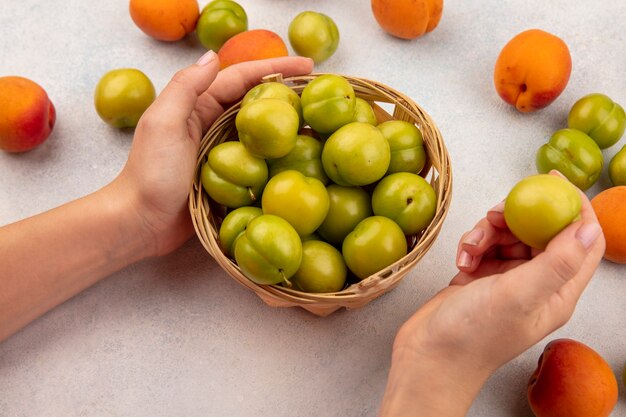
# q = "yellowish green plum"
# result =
<box><xmin>609</xmin><ymin>145</ymin><xmax>626</xmax><ymax>186</ymax></box>
<box><xmin>504</xmin><ymin>174</ymin><xmax>581</xmax><ymax>250</ymax></box>
<box><xmin>292</xmin><ymin>240</ymin><xmax>347</xmax><ymax>293</ymax></box>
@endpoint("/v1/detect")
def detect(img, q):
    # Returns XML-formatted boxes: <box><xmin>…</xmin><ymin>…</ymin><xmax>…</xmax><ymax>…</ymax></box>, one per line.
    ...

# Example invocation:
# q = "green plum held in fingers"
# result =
<box><xmin>301</xmin><ymin>74</ymin><xmax>356</xmax><ymax>134</ymax></box>
<box><xmin>234</xmin><ymin>214</ymin><xmax>302</xmax><ymax>285</ymax></box>
<box><xmin>200</xmin><ymin>141</ymin><xmax>268</xmax><ymax>208</ymax></box>
<box><xmin>236</xmin><ymin>98</ymin><xmax>299</xmax><ymax>159</ymax></box>
<box><xmin>322</xmin><ymin>122</ymin><xmax>390</xmax><ymax>186</ymax></box>
<box><xmin>372</xmin><ymin>172</ymin><xmax>437</xmax><ymax>235</ymax></box>
<box><xmin>288</xmin><ymin>11</ymin><xmax>339</xmax><ymax>63</ymax></box>
<box><xmin>196</xmin><ymin>0</ymin><xmax>248</xmax><ymax>51</ymax></box>
<box><xmin>568</xmin><ymin>93</ymin><xmax>625</xmax><ymax>149</ymax></box>
<box><xmin>504</xmin><ymin>174</ymin><xmax>582</xmax><ymax>250</ymax></box>
<box><xmin>536</xmin><ymin>128</ymin><xmax>603</xmax><ymax>191</ymax></box>
<box><xmin>342</xmin><ymin>216</ymin><xmax>408</xmax><ymax>280</ymax></box>
<box><xmin>609</xmin><ymin>145</ymin><xmax>626</xmax><ymax>186</ymax></box>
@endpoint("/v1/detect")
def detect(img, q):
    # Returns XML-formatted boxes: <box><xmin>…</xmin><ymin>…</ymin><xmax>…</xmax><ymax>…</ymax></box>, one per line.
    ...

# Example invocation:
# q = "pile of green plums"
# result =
<box><xmin>201</xmin><ymin>74</ymin><xmax>437</xmax><ymax>293</ymax></box>
<box><xmin>536</xmin><ymin>93</ymin><xmax>625</xmax><ymax>190</ymax></box>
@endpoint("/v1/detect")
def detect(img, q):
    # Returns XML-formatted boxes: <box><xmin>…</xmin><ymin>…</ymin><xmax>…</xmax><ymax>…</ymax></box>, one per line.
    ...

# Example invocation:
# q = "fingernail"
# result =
<box><xmin>463</xmin><ymin>229</ymin><xmax>484</xmax><ymax>246</ymax></box>
<box><xmin>458</xmin><ymin>250</ymin><xmax>473</xmax><ymax>268</ymax></box>
<box><xmin>549</xmin><ymin>169</ymin><xmax>567</xmax><ymax>179</ymax></box>
<box><xmin>196</xmin><ymin>50</ymin><xmax>216</xmax><ymax>66</ymax></box>
<box><xmin>488</xmin><ymin>201</ymin><xmax>505</xmax><ymax>213</ymax></box>
<box><xmin>575</xmin><ymin>222</ymin><xmax>602</xmax><ymax>250</ymax></box>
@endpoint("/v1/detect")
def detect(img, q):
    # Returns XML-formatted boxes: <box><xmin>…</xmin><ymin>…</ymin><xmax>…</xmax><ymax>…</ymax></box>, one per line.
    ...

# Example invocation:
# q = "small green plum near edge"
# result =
<box><xmin>94</xmin><ymin>68</ymin><xmax>155</xmax><ymax>128</ymax></box>
<box><xmin>372</xmin><ymin>172</ymin><xmax>436</xmax><ymax>235</ymax></box>
<box><xmin>233</xmin><ymin>214</ymin><xmax>303</xmax><ymax>285</ymax></box>
<box><xmin>317</xmin><ymin>184</ymin><xmax>373</xmax><ymax>245</ymax></box>
<box><xmin>504</xmin><ymin>174</ymin><xmax>582</xmax><ymax>250</ymax></box>
<box><xmin>353</xmin><ymin>97</ymin><xmax>378</xmax><ymax>125</ymax></box>
<box><xmin>218</xmin><ymin>206</ymin><xmax>263</xmax><ymax>256</ymax></box>
<box><xmin>321</xmin><ymin>122</ymin><xmax>390</xmax><ymax>186</ymax></box>
<box><xmin>292</xmin><ymin>240</ymin><xmax>347</xmax><ymax>293</ymax></box>
<box><xmin>241</xmin><ymin>82</ymin><xmax>303</xmax><ymax>124</ymax></box>
<box><xmin>261</xmin><ymin>170</ymin><xmax>329</xmax><ymax>236</ymax></box>
<box><xmin>196</xmin><ymin>0</ymin><xmax>248</xmax><ymax>51</ymax></box>
<box><xmin>568</xmin><ymin>93</ymin><xmax>626</xmax><ymax>149</ymax></box>
<box><xmin>342</xmin><ymin>216</ymin><xmax>408</xmax><ymax>280</ymax></box>
<box><xmin>267</xmin><ymin>134</ymin><xmax>328</xmax><ymax>184</ymax></box>
<box><xmin>378</xmin><ymin>120</ymin><xmax>426</xmax><ymax>174</ymax></box>
<box><xmin>236</xmin><ymin>98</ymin><xmax>299</xmax><ymax>159</ymax></box>
<box><xmin>288</xmin><ymin>11</ymin><xmax>339</xmax><ymax>63</ymax></box>
<box><xmin>609</xmin><ymin>145</ymin><xmax>626</xmax><ymax>186</ymax></box>
<box><xmin>200</xmin><ymin>141</ymin><xmax>268</xmax><ymax>208</ymax></box>
<box><xmin>301</xmin><ymin>74</ymin><xmax>356</xmax><ymax>134</ymax></box>
<box><xmin>536</xmin><ymin>128</ymin><xmax>603</xmax><ymax>191</ymax></box>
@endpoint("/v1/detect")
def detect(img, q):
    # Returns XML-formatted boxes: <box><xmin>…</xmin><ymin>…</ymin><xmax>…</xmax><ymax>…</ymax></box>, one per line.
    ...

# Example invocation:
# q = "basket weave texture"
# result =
<box><xmin>190</xmin><ymin>73</ymin><xmax>453</xmax><ymax>316</ymax></box>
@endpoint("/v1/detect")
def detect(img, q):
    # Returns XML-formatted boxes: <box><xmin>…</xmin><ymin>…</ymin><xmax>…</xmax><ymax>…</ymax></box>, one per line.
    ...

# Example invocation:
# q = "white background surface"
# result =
<box><xmin>1</xmin><ymin>0</ymin><xmax>625</xmax><ymax>416</ymax></box>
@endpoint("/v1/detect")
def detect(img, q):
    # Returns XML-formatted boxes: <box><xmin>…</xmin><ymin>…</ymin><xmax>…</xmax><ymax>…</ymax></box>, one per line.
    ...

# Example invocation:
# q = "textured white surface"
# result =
<box><xmin>1</xmin><ymin>0</ymin><xmax>625</xmax><ymax>416</ymax></box>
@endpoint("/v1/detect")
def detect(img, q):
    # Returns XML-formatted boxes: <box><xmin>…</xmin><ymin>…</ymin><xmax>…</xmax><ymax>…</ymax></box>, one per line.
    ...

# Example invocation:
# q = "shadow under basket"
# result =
<box><xmin>190</xmin><ymin>73</ymin><xmax>453</xmax><ymax>317</ymax></box>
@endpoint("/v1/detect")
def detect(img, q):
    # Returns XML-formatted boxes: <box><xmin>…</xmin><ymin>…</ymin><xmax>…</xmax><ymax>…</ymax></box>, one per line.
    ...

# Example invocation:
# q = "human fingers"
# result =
<box><xmin>208</xmin><ymin>56</ymin><xmax>314</xmax><ymax>104</ymax></box>
<box><xmin>456</xmin><ymin>215</ymin><xmax>520</xmax><ymax>272</ymax></box>
<box><xmin>192</xmin><ymin>56</ymin><xmax>314</xmax><ymax>132</ymax></box>
<box><xmin>451</xmin><ymin>258</ymin><xmax>527</xmax><ymax>285</ymax></box>
<box><xmin>501</xmin><ymin>214</ymin><xmax>603</xmax><ymax>313</ymax></box>
<box><xmin>143</xmin><ymin>51</ymin><xmax>220</xmax><ymax>131</ymax></box>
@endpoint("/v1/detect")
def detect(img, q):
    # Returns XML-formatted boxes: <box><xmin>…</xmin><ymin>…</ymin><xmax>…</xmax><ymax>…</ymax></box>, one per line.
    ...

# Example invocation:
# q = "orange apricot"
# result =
<box><xmin>129</xmin><ymin>0</ymin><xmax>199</xmax><ymax>42</ymax></box>
<box><xmin>528</xmin><ymin>339</ymin><xmax>618</xmax><ymax>417</ymax></box>
<box><xmin>217</xmin><ymin>29</ymin><xmax>289</xmax><ymax>69</ymax></box>
<box><xmin>494</xmin><ymin>29</ymin><xmax>571</xmax><ymax>113</ymax></box>
<box><xmin>0</xmin><ymin>76</ymin><xmax>56</xmax><ymax>153</ymax></box>
<box><xmin>591</xmin><ymin>186</ymin><xmax>626</xmax><ymax>263</ymax></box>
<box><xmin>371</xmin><ymin>0</ymin><xmax>443</xmax><ymax>40</ymax></box>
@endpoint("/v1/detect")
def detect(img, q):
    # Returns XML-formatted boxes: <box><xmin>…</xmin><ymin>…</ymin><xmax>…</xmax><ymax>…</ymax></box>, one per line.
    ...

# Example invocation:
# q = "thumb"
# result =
<box><xmin>503</xmin><ymin>219</ymin><xmax>602</xmax><ymax>305</ymax></box>
<box><xmin>145</xmin><ymin>50</ymin><xmax>220</xmax><ymax>127</ymax></box>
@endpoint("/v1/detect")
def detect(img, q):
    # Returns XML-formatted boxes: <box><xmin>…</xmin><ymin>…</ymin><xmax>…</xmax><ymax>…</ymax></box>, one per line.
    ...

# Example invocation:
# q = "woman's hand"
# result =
<box><xmin>115</xmin><ymin>52</ymin><xmax>314</xmax><ymax>257</ymax></box>
<box><xmin>380</xmin><ymin>175</ymin><xmax>605</xmax><ymax>416</ymax></box>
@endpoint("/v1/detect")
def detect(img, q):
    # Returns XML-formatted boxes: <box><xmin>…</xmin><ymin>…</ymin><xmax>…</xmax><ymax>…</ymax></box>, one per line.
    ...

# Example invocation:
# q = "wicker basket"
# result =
<box><xmin>190</xmin><ymin>73</ymin><xmax>452</xmax><ymax>317</ymax></box>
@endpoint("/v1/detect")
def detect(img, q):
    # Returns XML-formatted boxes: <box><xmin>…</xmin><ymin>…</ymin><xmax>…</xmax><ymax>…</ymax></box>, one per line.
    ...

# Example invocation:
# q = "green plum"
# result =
<box><xmin>372</xmin><ymin>172</ymin><xmax>436</xmax><ymax>235</ymax></box>
<box><xmin>267</xmin><ymin>134</ymin><xmax>328</xmax><ymax>184</ymax></box>
<box><xmin>288</xmin><ymin>11</ymin><xmax>339</xmax><ymax>63</ymax></box>
<box><xmin>321</xmin><ymin>122</ymin><xmax>390</xmax><ymax>186</ymax></box>
<box><xmin>317</xmin><ymin>184</ymin><xmax>372</xmax><ymax>245</ymax></box>
<box><xmin>301</xmin><ymin>74</ymin><xmax>356</xmax><ymax>134</ymax></box>
<box><xmin>236</xmin><ymin>98</ymin><xmax>299</xmax><ymax>159</ymax></box>
<box><xmin>568</xmin><ymin>93</ymin><xmax>625</xmax><ymax>149</ymax></box>
<box><xmin>201</xmin><ymin>141</ymin><xmax>268</xmax><ymax>208</ymax></box>
<box><xmin>196</xmin><ymin>0</ymin><xmax>248</xmax><ymax>51</ymax></box>
<box><xmin>234</xmin><ymin>214</ymin><xmax>303</xmax><ymax>285</ymax></box>
<box><xmin>218</xmin><ymin>206</ymin><xmax>263</xmax><ymax>256</ymax></box>
<box><xmin>241</xmin><ymin>82</ymin><xmax>303</xmax><ymax>124</ymax></box>
<box><xmin>261</xmin><ymin>170</ymin><xmax>329</xmax><ymax>236</ymax></box>
<box><xmin>536</xmin><ymin>128</ymin><xmax>603</xmax><ymax>190</ymax></box>
<box><xmin>94</xmin><ymin>68</ymin><xmax>155</xmax><ymax>128</ymax></box>
<box><xmin>504</xmin><ymin>174</ymin><xmax>582</xmax><ymax>250</ymax></box>
<box><xmin>292</xmin><ymin>240</ymin><xmax>347</xmax><ymax>293</ymax></box>
<box><xmin>342</xmin><ymin>216</ymin><xmax>408</xmax><ymax>280</ymax></box>
<box><xmin>353</xmin><ymin>98</ymin><xmax>378</xmax><ymax>125</ymax></box>
<box><xmin>609</xmin><ymin>145</ymin><xmax>626</xmax><ymax>186</ymax></box>
<box><xmin>378</xmin><ymin>120</ymin><xmax>426</xmax><ymax>174</ymax></box>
